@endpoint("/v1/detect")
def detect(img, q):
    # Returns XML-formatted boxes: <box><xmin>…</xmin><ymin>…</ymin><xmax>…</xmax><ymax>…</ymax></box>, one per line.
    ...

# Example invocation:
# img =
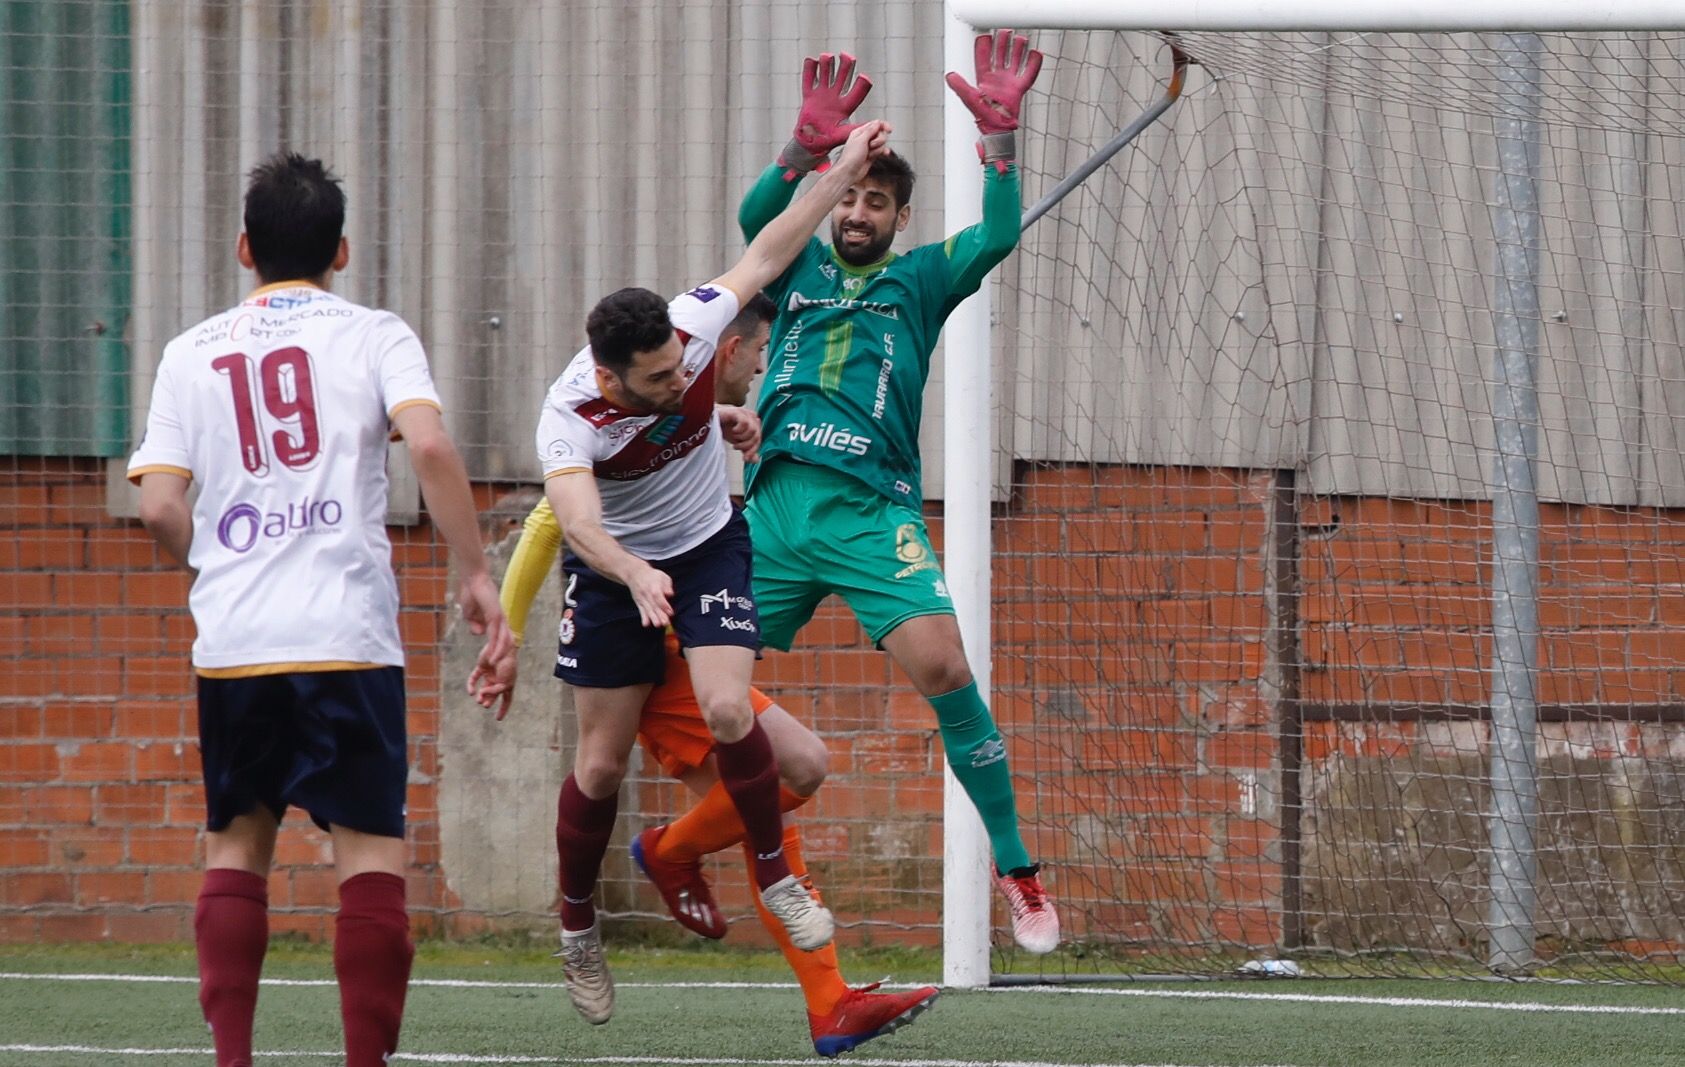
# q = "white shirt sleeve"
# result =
<box><xmin>372</xmin><ymin>313</ymin><xmax>442</xmax><ymax>417</ymax></box>
<box><xmin>667</xmin><ymin>284</ymin><xmax>742</xmax><ymax>348</ymax></box>
<box><xmin>535</xmin><ymin>389</ymin><xmax>599</xmax><ymax>477</ymax></box>
<box><xmin>126</xmin><ymin>352</ymin><xmax>193</xmax><ymax>482</ymax></box>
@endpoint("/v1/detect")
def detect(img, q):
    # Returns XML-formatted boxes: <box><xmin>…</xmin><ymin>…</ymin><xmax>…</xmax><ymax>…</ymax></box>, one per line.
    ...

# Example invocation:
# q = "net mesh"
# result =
<box><xmin>993</xmin><ymin>29</ymin><xmax>1685</xmax><ymax>979</ymax></box>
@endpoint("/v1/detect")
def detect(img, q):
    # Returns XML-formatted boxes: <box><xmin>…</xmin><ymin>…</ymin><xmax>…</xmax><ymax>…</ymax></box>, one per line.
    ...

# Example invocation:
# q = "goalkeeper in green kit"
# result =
<box><xmin>741</xmin><ymin>32</ymin><xmax>1057</xmax><ymax>953</ymax></box>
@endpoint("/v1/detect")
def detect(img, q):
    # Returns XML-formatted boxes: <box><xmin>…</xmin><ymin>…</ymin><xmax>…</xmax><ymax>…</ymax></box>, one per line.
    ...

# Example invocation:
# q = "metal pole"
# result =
<box><xmin>1021</xmin><ymin>44</ymin><xmax>1189</xmax><ymax>231</ymax></box>
<box><xmin>941</xmin><ymin>3</ymin><xmax>995</xmax><ymax>990</ymax></box>
<box><xmin>1485</xmin><ymin>31</ymin><xmax>1544</xmax><ymax>977</ymax></box>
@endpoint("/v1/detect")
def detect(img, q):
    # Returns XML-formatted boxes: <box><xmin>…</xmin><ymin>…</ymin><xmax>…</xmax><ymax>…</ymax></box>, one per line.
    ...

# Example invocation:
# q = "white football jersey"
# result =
<box><xmin>128</xmin><ymin>283</ymin><xmax>441</xmax><ymax>672</ymax></box>
<box><xmin>536</xmin><ymin>285</ymin><xmax>740</xmax><ymax>559</ymax></box>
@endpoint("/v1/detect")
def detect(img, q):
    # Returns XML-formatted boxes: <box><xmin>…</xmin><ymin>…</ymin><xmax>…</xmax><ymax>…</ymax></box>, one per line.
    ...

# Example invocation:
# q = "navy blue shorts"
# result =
<box><xmin>196</xmin><ymin>667</ymin><xmax>407</xmax><ymax>838</ymax></box>
<box><xmin>556</xmin><ymin>508</ymin><xmax>760</xmax><ymax>688</ymax></box>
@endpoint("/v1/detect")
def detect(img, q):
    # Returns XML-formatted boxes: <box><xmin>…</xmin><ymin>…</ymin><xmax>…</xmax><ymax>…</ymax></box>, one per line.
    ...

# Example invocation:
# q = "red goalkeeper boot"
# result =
<box><xmin>630</xmin><ymin>825</ymin><xmax>728</xmax><ymax>939</ymax></box>
<box><xmin>808</xmin><ymin>983</ymin><xmax>940</xmax><ymax>1058</ymax></box>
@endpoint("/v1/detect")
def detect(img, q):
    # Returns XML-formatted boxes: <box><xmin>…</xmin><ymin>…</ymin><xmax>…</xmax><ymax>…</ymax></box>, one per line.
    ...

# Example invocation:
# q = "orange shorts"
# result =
<box><xmin>637</xmin><ymin>635</ymin><xmax>775</xmax><ymax>779</ymax></box>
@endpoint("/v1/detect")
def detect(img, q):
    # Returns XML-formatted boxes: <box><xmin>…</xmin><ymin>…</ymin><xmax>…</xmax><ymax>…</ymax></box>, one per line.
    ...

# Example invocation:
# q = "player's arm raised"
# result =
<box><xmin>544</xmin><ymin>470</ymin><xmax>673</xmax><ymax>628</ymax></box>
<box><xmin>394</xmin><ymin>404</ymin><xmax>513</xmax><ymax>663</ymax></box>
<box><xmin>741</xmin><ymin>52</ymin><xmax>876</xmax><ymax>241</ymax></box>
<box><xmin>942</xmin><ymin>29</ymin><xmax>1045</xmax><ymax>295</ymax></box>
<box><xmin>713</xmin><ymin>120</ymin><xmax>891</xmax><ymax>307</ymax></box>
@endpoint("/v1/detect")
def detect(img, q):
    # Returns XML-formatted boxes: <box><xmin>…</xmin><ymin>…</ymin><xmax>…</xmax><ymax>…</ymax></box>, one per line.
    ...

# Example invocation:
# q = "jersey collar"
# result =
<box><xmin>828</xmin><ymin>246</ymin><xmax>897</xmax><ymax>276</ymax></box>
<box><xmin>243</xmin><ymin>279</ymin><xmax>327</xmax><ymax>303</ymax></box>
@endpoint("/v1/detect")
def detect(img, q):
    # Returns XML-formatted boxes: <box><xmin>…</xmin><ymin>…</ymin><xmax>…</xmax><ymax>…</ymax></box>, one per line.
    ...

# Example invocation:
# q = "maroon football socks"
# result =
<box><xmin>196</xmin><ymin>868</ymin><xmax>269</xmax><ymax>1067</ymax></box>
<box><xmin>555</xmin><ymin>773</ymin><xmax>619</xmax><ymax>931</ymax></box>
<box><xmin>713</xmin><ymin>720</ymin><xmax>793</xmax><ymax>889</ymax></box>
<box><xmin>334</xmin><ymin>871</ymin><xmax>414</xmax><ymax>1067</ymax></box>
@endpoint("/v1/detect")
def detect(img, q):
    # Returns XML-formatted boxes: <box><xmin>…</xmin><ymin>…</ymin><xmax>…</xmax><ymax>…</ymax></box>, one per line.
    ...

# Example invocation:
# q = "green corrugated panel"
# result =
<box><xmin>0</xmin><ymin>0</ymin><xmax>130</xmax><ymax>457</ymax></box>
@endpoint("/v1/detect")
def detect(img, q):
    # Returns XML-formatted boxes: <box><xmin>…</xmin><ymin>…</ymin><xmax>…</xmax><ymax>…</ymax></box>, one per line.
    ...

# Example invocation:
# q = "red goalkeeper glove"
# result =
<box><xmin>779</xmin><ymin>52</ymin><xmax>874</xmax><ymax>181</ymax></box>
<box><xmin>945</xmin><ymin>29</ymin><xmax>1044</xmax><ymax>173</ymax></box>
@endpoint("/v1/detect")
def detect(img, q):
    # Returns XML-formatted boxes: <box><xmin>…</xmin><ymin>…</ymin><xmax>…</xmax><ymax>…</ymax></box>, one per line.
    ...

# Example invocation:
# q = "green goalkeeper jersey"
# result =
<box><xmin>739</xmin><ymin>161</ymin><xmax>1022</xmax><ymax>508</ymax></box>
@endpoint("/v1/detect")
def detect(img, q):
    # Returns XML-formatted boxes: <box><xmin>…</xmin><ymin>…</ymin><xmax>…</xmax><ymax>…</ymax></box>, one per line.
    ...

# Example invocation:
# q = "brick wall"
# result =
<box><xmin>4</xmin><ymin>456</ymin><xmax>1684</xmax><ymax>963</ymax></box>
<box><xmin>0</xmin><ymin>458</ymin><xmax>497</xmax><ymax>941</ymax></box>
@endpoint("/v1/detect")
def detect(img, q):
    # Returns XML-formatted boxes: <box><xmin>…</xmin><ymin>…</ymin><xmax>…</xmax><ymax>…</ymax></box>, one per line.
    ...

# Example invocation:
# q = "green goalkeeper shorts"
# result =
<box><xmin>746</xmin><ymin>459</ymin><xmax>954</xmax><ymax>651</ymax></box>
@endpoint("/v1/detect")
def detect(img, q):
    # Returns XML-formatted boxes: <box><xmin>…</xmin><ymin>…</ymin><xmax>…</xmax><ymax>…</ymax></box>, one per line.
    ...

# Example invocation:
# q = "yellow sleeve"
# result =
<box><xmin>501</xmin><ymin>497</ymin><xmax>564</xmax><ymax>647</ymax></box>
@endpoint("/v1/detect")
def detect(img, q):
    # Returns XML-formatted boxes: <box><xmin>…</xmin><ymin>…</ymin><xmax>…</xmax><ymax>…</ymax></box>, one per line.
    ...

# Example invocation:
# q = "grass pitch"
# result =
<box><xmin>2</xmin><ymin>941</ymin><xmax>1683</xmax><ymax>1066</ymax></box>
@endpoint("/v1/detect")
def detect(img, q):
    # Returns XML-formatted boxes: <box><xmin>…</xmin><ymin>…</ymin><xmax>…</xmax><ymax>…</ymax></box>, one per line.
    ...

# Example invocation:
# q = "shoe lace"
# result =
<box><xmin>1010</xmin><ymin>875</ymin><xmax>1047</xmax><ymax>912</ymax></box>
<box><xmin>679</xmin><ymin>867</ymin><xmax>715</xmax><ymax>898</ymax></box>
<box><xmin>562</xmin><ymin>935</ymin><xmax>602</xmax><ymax>970</ymax></box>
<box><xmin>772</xmin><ymin>877</ymin><xmax>816</xmax><ymax>912</ymax></box>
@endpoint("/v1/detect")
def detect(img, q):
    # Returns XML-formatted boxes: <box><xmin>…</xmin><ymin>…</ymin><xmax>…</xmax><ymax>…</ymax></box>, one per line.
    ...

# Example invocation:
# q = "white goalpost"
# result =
<box><xmin>942</xmin><ymin>1</ymin><xmax>1685</xmax><ymax>988</ymax></box>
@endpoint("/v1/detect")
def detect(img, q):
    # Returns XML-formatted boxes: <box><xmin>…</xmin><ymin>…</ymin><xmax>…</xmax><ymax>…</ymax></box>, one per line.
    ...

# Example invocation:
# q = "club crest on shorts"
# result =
<box><xmin>895</xmin><ymin>523</ymin><xmax>926</xmax><ymax>564</ymax></box>
<box><xmin>894</xmin><ymin>523</ymin><xmax>939</xmax><ymax>579</ymax></box>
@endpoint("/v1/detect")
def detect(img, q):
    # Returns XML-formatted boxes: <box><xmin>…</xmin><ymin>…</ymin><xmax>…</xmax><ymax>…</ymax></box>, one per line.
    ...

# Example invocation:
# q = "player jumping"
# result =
<box><xmin>473</xmin><ymin>290</ymin><xmax>939</xmax><ymax>1054</ymax></box>
<box><xmin>529</xmin><ymin>121</ymin><xmax>898</xmax><ymax>1025</ymax></box>
<box><xmin>720</xmin><ymin>34</ymin><xmax>1059</xmax><ymax>954</ymax></box>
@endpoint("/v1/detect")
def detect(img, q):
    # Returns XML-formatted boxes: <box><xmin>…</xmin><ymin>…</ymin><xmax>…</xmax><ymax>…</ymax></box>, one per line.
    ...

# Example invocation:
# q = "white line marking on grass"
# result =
<box><xmin>987</xmin><ymin>985</ymin><xmax>1685</xmax><ymax>1015</ymax></box>
<box><xmin>0</xmin><ymin>970</ymin><xmax>916</xmax><ymax>991</ymax></box>
<box><xmin>397</xmin><ymin>1058</ymin><xmax>1317</xmax><ymax>1067</ymax></box>
<box><xmin>0</xmin><ymin>1049</ymin><xmax>1310</xmax><ymax>1067</ymax></box>
<box><xmin>3</xmin><ymin>970</ymin><xmax>1682</xmax><ymax>1017</ymax></box>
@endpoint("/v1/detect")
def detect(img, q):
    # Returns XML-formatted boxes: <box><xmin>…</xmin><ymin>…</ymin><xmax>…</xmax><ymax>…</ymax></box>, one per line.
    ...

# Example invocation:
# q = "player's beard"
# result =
<box><xmin>618</xmin><ymin>380</ymin><xmax>686</xmax><ymax>415</ymax></box>
<box><xmin>832</xmin><ymin>219</ymin><xmax>894</xmax><ymax>267</ymax></box>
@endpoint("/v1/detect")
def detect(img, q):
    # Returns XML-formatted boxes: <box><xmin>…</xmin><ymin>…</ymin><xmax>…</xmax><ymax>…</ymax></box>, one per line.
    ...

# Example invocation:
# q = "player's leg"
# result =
<box><xmin>652</xmin><ymin>701</ymin><xmax>827</xmax><ymax>866</ymax></box>
<box><xmin>327</xmin><ymin>826</ymin><xmax>411</xmax><ymax>1067</ymax></box>
<box><xmin>552</xmin><ymin>681</ymin><xmax>646</xmax><ymax>1025</ymax></box>
<box><xmin>878</xmin><ymin>613</ymin><xmax>1032</xmax><ymax>862</ymax></box>
<box><xmin>801</xmin><ymin>477</ymin><xmax>1057</xmax><ymax>953</ymax></box>
<box><xmin>646</xmin><ymin>739</ymin><xmax>937</xmax><ymax>1052</ymax></box>
<box><xmin>552</xmin><ymin>550</ymin><xmax>665</xmax><ymax>1024</ymax></box>
<box><xmin>877</xmin><ymin>610</ymin><xmax>1058</xmax><ymax>953</ymax></box>
<box><xmin>667</xmin><ymin>509</ymin><xmax>834</xmax><ymax>948</ymax></box>
<box><xmin>631</xmin><ymin>665</ymin><xmax>940</xmax><ymax>1052</ymax></box>
<box><xmin>198</xmin><ymin>811</ymin><xmax>277</xmax><ymax>1067</ymax></box>
<box><xmin>743</xmin><ymin>476</ymin><xmax>829</xmax><ymax>655</ymax></box>
<box><xmin>639</xmin><ymin>703</ymin><xmax>820</xmax><ymax>932</ymax></box>
<box><xmin>195</xmin><ymin>675</ymin><xmax>286</xmax><ymax>1067</ymax></box>
<box><xmin>563</xmin><ymin>682</ymin><xmax>649</xmax><ymax>929</ymax></box>
<box><xmin>735</xmin><ymin>827</ymin><xmax>938</xmax><ymax>1057</ymax></box>
<box><xmin>632</xmin><ymin>646</ymin><xmax>818</xmax><ymax>937</ymax></box>
<box><xmin>282</xmin><ymin>667</ymin><xmax>416</xmax><ymax>1067</ymax></box>
<box><xmin>685</xmin><ymin>645</ymin><xmax>802</xmax><ymax>890</ymax></box>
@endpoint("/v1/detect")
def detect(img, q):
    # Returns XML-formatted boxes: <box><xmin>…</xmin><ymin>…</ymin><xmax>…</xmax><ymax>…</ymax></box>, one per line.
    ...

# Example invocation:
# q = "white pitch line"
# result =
<box><xmin>396</xmin><ymin>1058</ymin><xmax>1317</xmax><ymax>1067</ymax></box>
<box><xmin>0</xmin><ymin>1049</ymin><xmax>1314</xmax><ymax>1067</ymax></box>
<box><xmin>2</xmin><ymin>970</ymin><xmax>1681</xmax><ymax>1017</ymax></box>
<box><xmin>987</xmin><ymin>984</ymin><xmax>1685</xmax><ymax>1015</ymax></box>
<box><xmin>0</xmin><ymin>972</ymin><xmax>922</xmax><ymax>992</ymax></box>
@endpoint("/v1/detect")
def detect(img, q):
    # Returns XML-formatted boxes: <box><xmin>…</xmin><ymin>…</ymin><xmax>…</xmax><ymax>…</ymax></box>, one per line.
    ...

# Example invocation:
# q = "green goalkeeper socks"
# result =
<box><xmin>928</xmin><ymin>681</ymin><xmax>1033</xmax><ymax>875</ymax></box>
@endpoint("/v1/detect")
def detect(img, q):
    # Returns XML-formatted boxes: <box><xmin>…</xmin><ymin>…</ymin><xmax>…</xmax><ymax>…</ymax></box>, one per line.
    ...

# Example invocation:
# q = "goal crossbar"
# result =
<box><xmin>951</xmin><ymin>0</ymin><xmax>1685</xmax><ymax>32</ymax></box>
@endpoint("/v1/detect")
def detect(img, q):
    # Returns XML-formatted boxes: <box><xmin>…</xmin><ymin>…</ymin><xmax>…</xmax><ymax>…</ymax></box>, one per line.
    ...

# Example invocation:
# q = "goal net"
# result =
<box><xmin>980</xmin><ymin>24</ymin><xmax>1685</xmax><ymax>980</ymax></box>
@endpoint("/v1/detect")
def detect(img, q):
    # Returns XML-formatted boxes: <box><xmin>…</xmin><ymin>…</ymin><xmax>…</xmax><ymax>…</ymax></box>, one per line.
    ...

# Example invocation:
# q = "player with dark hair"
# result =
<box><xmin>703</xmin><ymin>34</ymin><xmax>1060</xmax><ymax>954</ymax></box>
<box><xmin>129</xmin><ymin>151</ymin><xmax>512</xmax><ymax>1067</ymax></box>
<box><xmin>530</xmin><ymin>120</ymin><xmax>895</xmax><ymax>1025</ymax></box>
<box><xmin>474</xmin><ymin>290</ymin><xmax>939</xmax><ymax>1055</ymax></box>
